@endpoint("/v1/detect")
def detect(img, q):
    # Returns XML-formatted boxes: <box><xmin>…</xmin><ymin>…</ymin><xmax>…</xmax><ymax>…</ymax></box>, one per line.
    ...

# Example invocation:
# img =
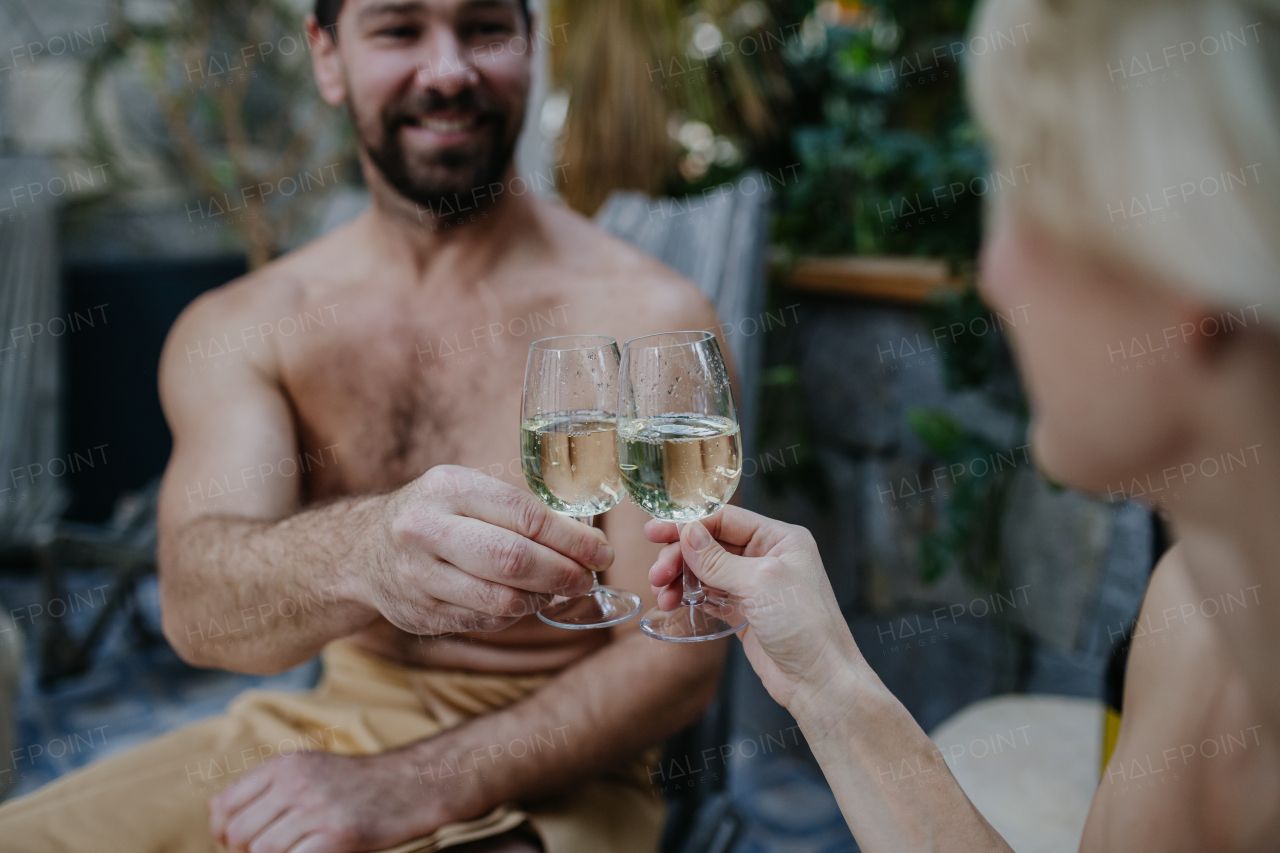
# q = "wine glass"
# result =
<box><xmin>521</xmin><ymin>335</ymin><xmax>642</xmax><ymax>629</ymax></box>
<box><xmin>618</xmin><ymin>330</ymin><xmax>748</xmax><ymax>642</ymax></box>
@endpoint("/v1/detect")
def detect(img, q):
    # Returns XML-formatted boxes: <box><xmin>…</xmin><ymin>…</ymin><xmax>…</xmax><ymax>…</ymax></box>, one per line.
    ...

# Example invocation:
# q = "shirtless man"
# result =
<box><xmin>0</xmin><ymin>0</ymin><xmax>725</xmax><ymax>851</ymax></box>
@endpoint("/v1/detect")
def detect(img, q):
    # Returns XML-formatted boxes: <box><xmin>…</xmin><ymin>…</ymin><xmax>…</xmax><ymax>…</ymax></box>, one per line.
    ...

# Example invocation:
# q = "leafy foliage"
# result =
<box><xmin>909</xmin><ymin>407</ymin><xmax>1018</xmax><ymax>588</ymax></box>
<box><xmin>770</xmin><ymin>0</ymin><xmax>987</xmax><ymax>260</ymax></box>
<box><xmin>923</xmin><ymin>285</ymin><xmax>1020</xmax><ymax>399</ymax></box>
<box><xmin>756</xmin><ymin>364</ymin><xmax>834</xmax><ymax>510</ymax></box>
<box><xmin>910</xmin><ymin>289</ymin><xmax>1029</xmax><ymax>590</ymax></box>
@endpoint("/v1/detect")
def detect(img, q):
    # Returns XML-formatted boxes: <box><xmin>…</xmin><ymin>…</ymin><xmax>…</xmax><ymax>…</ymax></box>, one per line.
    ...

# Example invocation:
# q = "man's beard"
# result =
<box><xmin>358</xmin><ymin>88</ymin><xmax>521</xmax><ymax>220</ymax></box>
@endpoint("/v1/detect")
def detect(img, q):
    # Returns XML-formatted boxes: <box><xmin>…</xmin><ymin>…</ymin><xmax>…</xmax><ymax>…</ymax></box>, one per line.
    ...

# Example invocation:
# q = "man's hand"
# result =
<box><xmin>645</xmin><ymin>507</ymin><xmax>858</xmax><ymax>711</ymax></box>
<box><xmin>354</xmin><ymin>465</ymin><xmax>612</xmax><ymax>637</ymax></box>
<box><xmin>209</xmin><ymin>750</ymin><xmax>451</xmax><ymax>853</ymax></box>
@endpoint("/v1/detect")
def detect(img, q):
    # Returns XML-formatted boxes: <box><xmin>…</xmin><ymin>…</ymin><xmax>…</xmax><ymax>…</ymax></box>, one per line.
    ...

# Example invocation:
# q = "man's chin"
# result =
<box><xmin>364</xmin><ymin>130</ymin><xmax>512</xmax><ymax>215</ymax></box>
<box><xmin>395</xmin><ymin>172</ymin><xmax>500</xmax><ymax>209</ymax></box>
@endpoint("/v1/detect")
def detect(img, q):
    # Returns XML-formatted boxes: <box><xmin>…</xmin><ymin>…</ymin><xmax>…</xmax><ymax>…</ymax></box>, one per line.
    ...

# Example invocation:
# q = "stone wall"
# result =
<box><xmin>738</xmin><ymin>293</ymin><xmax>1153</xmax><ymax>737</ymax></box>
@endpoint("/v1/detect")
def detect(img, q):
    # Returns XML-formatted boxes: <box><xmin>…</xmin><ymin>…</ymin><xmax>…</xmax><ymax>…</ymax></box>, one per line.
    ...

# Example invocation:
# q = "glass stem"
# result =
<box><xmin>575</xmin><ymin>516</ymin><xmax>602</xmax><ymax>594</ymax></box>
<box><xmin>675</xmin><ymin>522</ymin><xmax>706</xmax><ymax>606</ymax></box>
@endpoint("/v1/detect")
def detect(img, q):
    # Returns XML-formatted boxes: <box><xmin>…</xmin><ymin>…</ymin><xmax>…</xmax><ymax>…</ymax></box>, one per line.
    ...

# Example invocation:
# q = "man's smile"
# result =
<box><xmin>400</xmin><ymin>111</ymin><xmax>486</xmax><ymax>147</ymax></box>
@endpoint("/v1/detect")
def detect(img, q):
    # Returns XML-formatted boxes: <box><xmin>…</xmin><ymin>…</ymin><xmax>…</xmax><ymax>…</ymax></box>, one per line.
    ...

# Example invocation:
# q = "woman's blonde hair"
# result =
<box><xmin>967</xmin><ymin>0</ymin><xmax>1280</xmax><ymax>322</ymax></box>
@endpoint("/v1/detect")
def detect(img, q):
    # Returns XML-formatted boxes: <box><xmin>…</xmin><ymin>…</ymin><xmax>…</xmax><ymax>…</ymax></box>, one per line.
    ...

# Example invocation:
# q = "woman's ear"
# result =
<box><xmin>1176</xmin><ymin>302</ymin><xmax>1239</xmax><ymax>366</ymax></box>
<box><xmin>307</xmin><ymin>14</ymin><xmax>348</xmax><ymax>107</ymax></box>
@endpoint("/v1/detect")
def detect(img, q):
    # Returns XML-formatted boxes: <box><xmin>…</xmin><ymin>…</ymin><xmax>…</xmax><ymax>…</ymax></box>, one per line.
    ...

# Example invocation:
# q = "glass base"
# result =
<box><xmin>639</xmin><ymin>593</ymin><xmax>748</xmax><ymax>643</ymax></box>
<box><xmin>537</xmin><ymin>586</ymin><xmax>642</xmax><ymax>629</ymax></box>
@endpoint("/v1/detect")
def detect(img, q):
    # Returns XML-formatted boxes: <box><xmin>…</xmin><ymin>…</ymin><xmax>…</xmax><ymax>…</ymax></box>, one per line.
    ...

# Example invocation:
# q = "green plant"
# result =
<box><xmin>910</xmin><ymin>285</ymin><xmax>1031</xmax><ymax>591</ymax></box>
<box><xmin>756</xmin><ymin>364</ymin><xmax>834</xmax><ymax>510</ymax></box>
<box><xmin>909</xmin><ymin>407</ymin><xmax>1017</xmax><ymax>589</ymax></box>
<box><xmin>771</xmin><ymin>0</ymin><xmax>987</xmax><ymax>261</ymax></box>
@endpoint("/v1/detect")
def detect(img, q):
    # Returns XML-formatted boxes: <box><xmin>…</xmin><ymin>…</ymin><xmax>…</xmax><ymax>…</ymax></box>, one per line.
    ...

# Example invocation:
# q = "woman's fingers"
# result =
<box><xmin>650</xmin><ymin>542</ymin><xmax>685</xmax><ymax>610</ymax></box>
<box><xmin>648</xmin><ymin>542</ymin><xmax>683</xmax><ymax>588</ymax></box>
<box><xmin>643</xmin><ymin>505</ymin><xmax>791</xmax><ymax>557</ymax></box>
<box><xmin>647</xmin><ymin>512</ymin><xmax>760</xmax><ymax>611</ymax></box>
<box><xmin>677</xmin><ymin>520</ymin><xmax>754</xmax><ymax>594</ymax></box>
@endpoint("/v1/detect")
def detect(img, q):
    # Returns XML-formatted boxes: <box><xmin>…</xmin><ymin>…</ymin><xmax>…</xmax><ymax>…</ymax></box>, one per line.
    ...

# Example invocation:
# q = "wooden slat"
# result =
<box><xmin>785</xmin><ymin>255</ymin><xmax>962</xmax><ymax>304</ymax></box>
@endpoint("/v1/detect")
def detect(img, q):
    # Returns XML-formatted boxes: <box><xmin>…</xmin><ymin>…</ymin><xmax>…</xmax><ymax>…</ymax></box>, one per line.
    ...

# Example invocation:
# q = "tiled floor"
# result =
<box><xmin>0</xmin><ymin>570</ymin><xmax>318</xmax><ymax>799</ymax></box>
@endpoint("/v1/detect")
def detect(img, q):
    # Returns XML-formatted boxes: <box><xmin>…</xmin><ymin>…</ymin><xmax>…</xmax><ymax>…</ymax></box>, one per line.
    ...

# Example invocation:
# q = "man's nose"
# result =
<box><xmin>415</xmin><ymin>30</ymin><xmax>480</xmax><ymax>98</ymax></box>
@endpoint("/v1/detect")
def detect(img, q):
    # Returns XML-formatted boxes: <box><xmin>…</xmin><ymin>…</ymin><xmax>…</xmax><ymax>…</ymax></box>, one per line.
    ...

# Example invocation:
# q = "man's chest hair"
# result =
<box><xmin>290</xmin><ymin>335</ymin><xmax>527</xmax><ymax>493</ymax></box>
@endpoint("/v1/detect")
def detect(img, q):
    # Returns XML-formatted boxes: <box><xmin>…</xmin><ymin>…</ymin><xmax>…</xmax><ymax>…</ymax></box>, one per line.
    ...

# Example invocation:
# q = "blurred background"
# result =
<box><xmin>0</xmin><ymin>1</ymin><xmax>1156</xmax><ymax>851</ymax></box>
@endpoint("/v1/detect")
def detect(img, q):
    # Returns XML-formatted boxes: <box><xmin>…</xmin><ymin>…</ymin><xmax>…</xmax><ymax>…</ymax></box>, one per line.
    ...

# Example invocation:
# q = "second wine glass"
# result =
<box><xmin>618</xmin><ymin>330</ymin><xmax>749</xmax><ymax>642</ymax></box>
<box><xmin>521</xmin><ymin>335</ymin><xmax>641</xmax><ymax>629</ymax></box>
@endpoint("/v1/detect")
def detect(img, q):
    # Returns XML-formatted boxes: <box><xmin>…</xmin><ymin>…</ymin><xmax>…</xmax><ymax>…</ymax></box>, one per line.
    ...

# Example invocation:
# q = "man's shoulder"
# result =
<box><xmin>160</xmin><ymin>217</ymin><xmax>363</xmax><ymax>373</ymax></box>
<box><xmin>539</xmin><ymin>201</ymin><xmax>716</xmax><ymax>328</ymax></box>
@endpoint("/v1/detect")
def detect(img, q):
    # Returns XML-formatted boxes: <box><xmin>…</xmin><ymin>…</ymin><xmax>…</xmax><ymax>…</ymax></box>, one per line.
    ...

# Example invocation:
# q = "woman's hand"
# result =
<box><xmin>646</xmin><ymin>506</ymin><xmax>859</xmax><ymax>711</ymax></box>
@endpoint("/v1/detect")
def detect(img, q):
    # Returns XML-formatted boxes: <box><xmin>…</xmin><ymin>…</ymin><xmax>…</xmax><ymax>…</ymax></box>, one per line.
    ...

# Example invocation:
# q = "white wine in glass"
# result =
<box><xmin>521</xmin><ymin>336</ymin><xmax>641</xmax><ymax>629</ymax></box>
<box><xmin>617</xmin><ymin>414</ymin><xmax>741</xmax><ymax>520</ymax></box>
<box><xmin>522</xmin><ymin>412</ymin><xmax>622</xmax><ymax>517</ymax></box>
<box><xmin>618</xmin><ymin>331</ymin><xmax>748</xmax><ymax>642</ymax></box>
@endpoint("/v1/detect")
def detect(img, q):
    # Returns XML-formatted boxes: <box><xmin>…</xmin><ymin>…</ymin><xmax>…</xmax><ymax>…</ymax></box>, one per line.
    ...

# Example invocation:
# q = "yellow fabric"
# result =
<box><xmin>0</xmin><ymin>640</ymin><xmax>665</xmax><ymax>853</ymax></box>
<box><xmin>1101</xmin><ymin>707</ymin><xmax>1123</xmax><ymax>778</ymax></box>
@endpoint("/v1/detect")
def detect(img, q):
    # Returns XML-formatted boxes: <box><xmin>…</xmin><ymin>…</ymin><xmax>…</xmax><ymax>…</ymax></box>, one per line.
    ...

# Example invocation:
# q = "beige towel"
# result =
<box><xmin>0</xmin><ymin>639</ymin><xmax>664</xmax><ymax>853</ymax></box>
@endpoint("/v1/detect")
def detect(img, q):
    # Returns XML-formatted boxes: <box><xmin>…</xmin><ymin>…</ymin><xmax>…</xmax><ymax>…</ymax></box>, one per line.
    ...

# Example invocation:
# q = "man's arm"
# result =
<box><xmin>412</xmin><ymin>495</ymin><xmax>723</xmax><ymax>802</ymax></box>
<box><xmin>157</xmin><ymin>289</ymin><xmax>608</xmax><ymax>674</ymax></box>
<box><xmin>210</xmin><ymin>493</ymin><xmax>727</xmax><ymax>852</ymax></box>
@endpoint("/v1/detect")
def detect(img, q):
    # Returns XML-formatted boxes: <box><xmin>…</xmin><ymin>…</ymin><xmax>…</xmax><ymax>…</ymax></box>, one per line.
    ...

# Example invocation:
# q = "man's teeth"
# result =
<box><xmin>418</xmin><ymin>116</ymin><xmax>478</xmax><ymax>133</ymax></box>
